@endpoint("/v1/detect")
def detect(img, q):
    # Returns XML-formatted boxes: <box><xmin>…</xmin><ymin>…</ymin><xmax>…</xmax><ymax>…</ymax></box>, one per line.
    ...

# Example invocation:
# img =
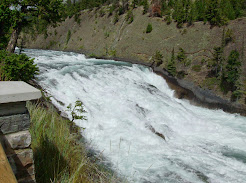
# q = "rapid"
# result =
<box><xmin>24</xmin><ymin>49</ymin><xmax>246</xmax><ymax>183</ymax></box>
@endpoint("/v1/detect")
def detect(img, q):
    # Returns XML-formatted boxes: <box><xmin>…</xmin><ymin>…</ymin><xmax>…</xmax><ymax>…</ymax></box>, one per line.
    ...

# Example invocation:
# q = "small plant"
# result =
<box><xmin>114</xmin><ymin>13</ymin><xmax>119</xmax><ymax>24</ymax></box>
<box><xmin>118</xmin><ymin>5</ymin><xmax>125</xmax><ymax>15</ymax></box>
<box><xmin>151</xmin><ymin>1</ymin><xmax>161</xmax><ymax>17</ymax></box>
<box><xmin>104</xmin><ymin>31</ymin><xmax>110</xmax><ymax>38</ymax></box>
<box><xmin>146</xmin><ymin>23</ymin><xmax>152</xmax><ymax>33</ymax></box>
<box><xmin>67</xmin><ymin>100</ymin><xmax>87</xmax><ymax>123</ymax></box>
<box><xmin>202</xmin><ymin>77</ymin><xmax>219</xmax><ymax>90</ymax></box>
<box><xmin>165</xmin><ymin>14</ymin><xmax>172</xmax><ymax>24</ymax></box>
<box><xmin>126</xmin><ymin>10</ymin><xmax>134</xmax><ymax>24</ymax></box>
<box><xmin>109</xmin><ymin>48</ymin><xmax>117</xmax><ymax>57</ymax></box>
<box><xmin>99</xmin><ymin>8</ymin><xmax>105</xmax><ymax>17</ymax></box>
<box><xmin>47</xmin><ymin>41</ymin><xmax>57</xmax><ymax>49</ymax></box>
<box><xmin>44</xmin><ymin>30</ymin><xmax>48</xmax><ymax>39</ymax></box>
<box><xmin>225</xmin><ymin>29</ymin><xmax>234</xmax><ymax>45</ymax></box>
<box><xmin>181</xmin><ymin>29</ymin><xmax>187</xmax><ymax>35</ymax></box>
<box><xmin>142</xmin><ymin>0</ymin><xmax>149</xmax><ymax>14</ymax></box>
<box><xmin>74</xmin><ymin>13</ymin><xmax>81</xmax><ymax>25</ymax></box>
<box><xmin>152</xmin><ymin>51</ymin><xmax>163</xmax><ymax>67</ymax></box>
<box><xmin>192</xmin><ymin>65</ymin><xmax>202</xmax><ymax>72</ymax></box>
<box><xmin>66</xmin><ymin>30</ymin><xmax>71</xmax><ymax>45</ymax></box>
<box><xmin>89</xmin><ymin>53</ymin><xmax>97</xmax><ymax>58</ymax></box>
<box><xmin>108</xmin><ymin>4</ymin><xmax>115</xmax><ymax>17</ymax></box>
<box><xmin>177</xmin><ymin>70</ymin><xmax>186</xmax><ymax>79</ymax></box>
<box><xmin>201</xmin><ymin>58</ymin><xmax>206</xmax><ymax>64</ymax></box>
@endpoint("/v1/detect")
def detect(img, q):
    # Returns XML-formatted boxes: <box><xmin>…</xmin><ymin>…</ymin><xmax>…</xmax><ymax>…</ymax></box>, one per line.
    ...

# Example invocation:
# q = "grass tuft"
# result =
<box><xmin>27</xmin><ymin>101</ymin><xmax>119</xmax><ymax>183</ymax></box>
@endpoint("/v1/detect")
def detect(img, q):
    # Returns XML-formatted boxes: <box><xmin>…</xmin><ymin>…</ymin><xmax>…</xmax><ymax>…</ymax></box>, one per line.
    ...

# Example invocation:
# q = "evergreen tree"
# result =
<box><xmin>152</xmin><ymin>51</ymin><xmax>163</xmax><ymax>67</ymax></box>
<box><xmin>167</xmin><ymin>48</ymin><xmax>176</xmax><ymax>76</ymax></box>
<box><xmin>142</xmin><ymin>0</ymin><xmax>149</xmax><ymax>14</ymax></box>
<box><xmin>205</xmin><ymin>0</ymin><xmax>226</xmax><ymax>26</ymax></box>
<box><xmin>221</xmin><ymin>0</ymin><xmax>236</xmax><ymax>20</ymax></box>
<box><xmin>225</xmin><ymin>50</ymin><xmax>241</xmax><ymax>90</ymax></box>
<box><xmin>188</xmin><ymin>1</ymin><xmax>198</xmax><ymax>25</ymax></box>
<box><xmin>1</xmin><ymin>0</ymin><xmax>63</xmax><ymax>53</ymax></box>
<box><xmin>177</xmin><ymin>47</ymin><xmax>187</xmax><ymax>66</ymax></box>
<box><xmin>0</xmin><ymin>0</ymin><xmax>12</xmax><ymax>49</ymax></box>
<box><xmin>210</xmin><ymin>46</ymin><xmax>224</xmax><ymax>77</ymax></box>
<box><xmin>194</xmin><ymin>0</ymin><xmax>206</xmax><ymax>21</ymax></box>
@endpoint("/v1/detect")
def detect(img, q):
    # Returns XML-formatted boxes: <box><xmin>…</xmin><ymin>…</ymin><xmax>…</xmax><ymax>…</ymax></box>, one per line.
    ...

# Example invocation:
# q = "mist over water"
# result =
<box><xmin>24</xmin><ymin>49</ymin><xmax>246</xmax><ymax>183</ymax></box>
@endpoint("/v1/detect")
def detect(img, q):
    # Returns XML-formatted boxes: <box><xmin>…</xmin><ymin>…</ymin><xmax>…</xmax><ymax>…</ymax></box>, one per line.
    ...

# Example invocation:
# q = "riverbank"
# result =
<box><xmin>22</xmin><ymin>6</ymin><xmax>246</xmax><ymax>115</ymax></box>
<box><xmin>27</xmin><ymin>94</ymin><xmax>120</xmax><ymax>182</ymax></box>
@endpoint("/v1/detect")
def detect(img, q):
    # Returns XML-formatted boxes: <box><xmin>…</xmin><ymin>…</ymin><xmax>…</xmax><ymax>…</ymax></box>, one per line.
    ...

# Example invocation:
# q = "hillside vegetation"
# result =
<box><xmin>23</xmin><ymin>0</ymin><xmax>246</xmax><ymax>110</ymax></box>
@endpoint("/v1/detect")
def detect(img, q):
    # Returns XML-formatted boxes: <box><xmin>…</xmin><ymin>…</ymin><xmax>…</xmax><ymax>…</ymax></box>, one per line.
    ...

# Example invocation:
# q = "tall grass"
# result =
<box><xmin>27</xmin><ymin>101</ymin><xmax>119</xmax><ymax>183</ymax></box>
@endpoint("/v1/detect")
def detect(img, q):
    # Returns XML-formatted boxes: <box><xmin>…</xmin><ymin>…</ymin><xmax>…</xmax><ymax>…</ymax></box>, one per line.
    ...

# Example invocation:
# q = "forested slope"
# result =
<box><xmin>22</xmin><ymin>0</ymin><xmax>246</xmax><ymax>113</ymax></box>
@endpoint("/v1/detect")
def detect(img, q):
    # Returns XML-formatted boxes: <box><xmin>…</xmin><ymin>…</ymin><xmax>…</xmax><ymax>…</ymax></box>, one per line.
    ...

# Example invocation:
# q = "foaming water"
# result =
<box><xmin>24</xmin><ymin>49</ymin><xmax>246</xmax><ymax>183</ymax></box>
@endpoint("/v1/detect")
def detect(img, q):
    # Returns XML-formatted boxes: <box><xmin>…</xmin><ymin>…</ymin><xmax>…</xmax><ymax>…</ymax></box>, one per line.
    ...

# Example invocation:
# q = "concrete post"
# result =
<box><xmin>0</xmin><ymin>81</ymin><xmax>41</xmax><ymax>183</ymax></box>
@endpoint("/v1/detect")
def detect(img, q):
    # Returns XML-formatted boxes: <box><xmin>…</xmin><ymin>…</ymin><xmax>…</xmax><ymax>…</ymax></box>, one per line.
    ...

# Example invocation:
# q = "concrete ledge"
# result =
<box><xmin>0</xmin><ymin>81</ymin><xmax>41</xmax><ymax>104</ymax></box>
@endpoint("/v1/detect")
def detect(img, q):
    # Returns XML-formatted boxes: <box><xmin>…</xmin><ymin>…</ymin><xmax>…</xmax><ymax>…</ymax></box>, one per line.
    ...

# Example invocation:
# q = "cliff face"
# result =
<box><xmin>22</xmin><ymin>7</ymin><xmax>246</xmax><ymax>115</ymax></box>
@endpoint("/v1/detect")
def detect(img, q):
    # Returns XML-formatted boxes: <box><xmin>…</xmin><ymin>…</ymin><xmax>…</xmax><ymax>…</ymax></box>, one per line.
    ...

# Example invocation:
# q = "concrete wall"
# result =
<box><xmin>0</xmin><ymin>81</ymin><xmax>41</xmax><ymax>183</ymax></box>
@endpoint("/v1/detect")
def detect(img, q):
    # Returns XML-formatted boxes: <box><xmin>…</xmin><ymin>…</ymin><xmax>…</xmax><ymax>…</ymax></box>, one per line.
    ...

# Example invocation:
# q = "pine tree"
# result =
<box><xmin>167</xmin><ymin>48</ymin><xmax>176</xmax><ymax>76</ymax></box>
<box><xmin>194</xmin><ymin>0</ymin><xmax>206</xmax><ymax>21</ymax></box>
<box><xmin>225</xmin><ymin>50</ymin><xmax>241</xmax><ymax>90</ymax></box>
<box><xmin>177</xmin><ymin>47</ymin><xmax>189</xmax><ymax>66</ymax></box>
<box><xmin>221</xmin><ymin>0</ymin><xmax>236</xmax><ymax>20</ymax></box>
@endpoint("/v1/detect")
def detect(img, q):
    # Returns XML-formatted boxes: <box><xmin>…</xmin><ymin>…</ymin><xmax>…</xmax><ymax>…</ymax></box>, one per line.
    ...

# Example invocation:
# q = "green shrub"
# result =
<box><xmin>89</xmin><ymin>53</ymin><xmax>97</xmax><ymax>58</ymax></box>
<box><xmin>108</xmin><ymin>4</ymin><xmax>116</xmax><ymax>17</ymax></box>
<box><xmin>113</xmin><ymin>13</ymin><xmax>119</xmax><ymax>24</ymax></box>
<box><xmin>74</xmin><ymin>13</ymin><xmax>81</xmax><ymax>24</ymax></box>
<box><xmin>177</xmin><ymin>47</ymin><xmax>187</xmax><ymax>66</ymax></box>
<box><xmin>109</xmin><ymin>49</ymin><xmax>117</xmax><ymax>57</ymax></box>
<box><xmin>192</xmin><ymin>65</ymin><xmax>201</xmax><ymax>72</ymax></box>
<box><xmin>165</xmin><ymin>14</ymin><xmax>172</xmax><ymax>24</ymax></box>
<box><xmin>118</xmin><ymin>5</ymin><xmax>125</xmax><ymax>15</ymax></box>
<box><xmin>202</xmin><ymin>77</ymin><xmax>219</xmax><ymax>90</ymax></box>
<box><xmin>142</xmin><ymin>0</ymin><xmax>149</xmax><ymax>14</ymax></box>
<box><xmin>104</xmin><ymin>31</ymin><xmax>110</xmax><ymax>38</ymax></box>
<box><xmin>225</xmin><ymin>28</ymin><xmax>234</xmax><ymax>45</ymax></box>
<box><xmin>126</xmin><ymin>10</ymin><xmax>134</xmax><ymax>24</ymax></box>
<box><xmin>224</xmin><ymin>50</ymin><xmax>241</xmax><ymax>90</ymax></box>
<box><xmin>99</xmin><ymin>8</ymin><xmax>105</xmax><ymax>17</ymax></box>
<box><xmin>177</xmin><ymin>70</ymin><xmax>186</xmax><ymax>79</ymax></box>
<box><xmin>146</xmin><ymin>23</ymin><xmax>153</xmax><ymax>33</ymax></box>
<box><xmin>0</xmin><ymin>51</ymin><xmax>38</xmax><ymax>81</ymax></box>
<box><xmin>66</xmin><ymin>30</ymin><xmax>71</xmax><ymax>44</ymax></box>
<box><xmin>152</xmin><ymin>51</ymin><xmax>163</xmax><ymax>67</ymax></box>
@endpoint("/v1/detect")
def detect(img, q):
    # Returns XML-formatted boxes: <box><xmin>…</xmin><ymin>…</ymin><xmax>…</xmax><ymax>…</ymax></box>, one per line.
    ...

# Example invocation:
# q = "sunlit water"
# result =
<box><xmin>24</xmin><ymin>49</ymin><xmax>246</xmax><ymax>183</ymax></box>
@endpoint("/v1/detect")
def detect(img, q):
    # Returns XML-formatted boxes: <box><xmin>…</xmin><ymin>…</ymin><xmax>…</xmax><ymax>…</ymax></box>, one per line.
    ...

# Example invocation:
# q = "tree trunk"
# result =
<box><xmin>6</xmin><ymin>26</ymin><xmax>20</xmax><ymax>53</ymax></box>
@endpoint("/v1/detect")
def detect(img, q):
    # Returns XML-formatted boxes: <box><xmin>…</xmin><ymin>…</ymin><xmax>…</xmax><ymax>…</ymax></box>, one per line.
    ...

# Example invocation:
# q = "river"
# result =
<box><xmin>24</xmin><ymin>49</ymin><xmax>246</xmax><ymax>183</ymax></box>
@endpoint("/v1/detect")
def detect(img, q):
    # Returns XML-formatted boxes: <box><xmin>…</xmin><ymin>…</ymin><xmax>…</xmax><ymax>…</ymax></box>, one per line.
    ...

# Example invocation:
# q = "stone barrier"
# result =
<box><xmin>0</xmin><ymin>81</ymin><xmax>41</xmax><ymax>183</ymax></box>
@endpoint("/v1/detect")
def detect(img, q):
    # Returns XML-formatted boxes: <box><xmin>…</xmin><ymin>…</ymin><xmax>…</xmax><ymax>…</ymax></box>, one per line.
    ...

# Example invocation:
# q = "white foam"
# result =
<box><xmin>25</xmin><ymin>49</ymin><xmax>246</xmax><ymax>183</ymax></box>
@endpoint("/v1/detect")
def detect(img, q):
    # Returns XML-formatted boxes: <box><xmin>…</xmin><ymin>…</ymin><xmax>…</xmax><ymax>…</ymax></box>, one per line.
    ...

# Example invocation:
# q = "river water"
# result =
<box><xmin>24</xmin><ymin>49</ymin><xmax>246</xmax><ymax>183</ymax></box>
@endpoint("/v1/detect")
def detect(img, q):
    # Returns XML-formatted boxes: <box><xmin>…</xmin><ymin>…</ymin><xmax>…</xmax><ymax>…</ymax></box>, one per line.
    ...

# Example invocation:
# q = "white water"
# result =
<box><xmin>24</xmin><ymin>49</ymin><xmax>246</xmax><ymax>183</ymax></box>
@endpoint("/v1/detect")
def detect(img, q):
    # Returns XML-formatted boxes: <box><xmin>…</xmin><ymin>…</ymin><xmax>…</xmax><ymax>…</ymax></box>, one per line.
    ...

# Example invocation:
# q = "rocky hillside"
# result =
<box><xmin>22</xmin><ymin>6</ymin><xmax>246</xmax><ymax>114</ymax></box>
